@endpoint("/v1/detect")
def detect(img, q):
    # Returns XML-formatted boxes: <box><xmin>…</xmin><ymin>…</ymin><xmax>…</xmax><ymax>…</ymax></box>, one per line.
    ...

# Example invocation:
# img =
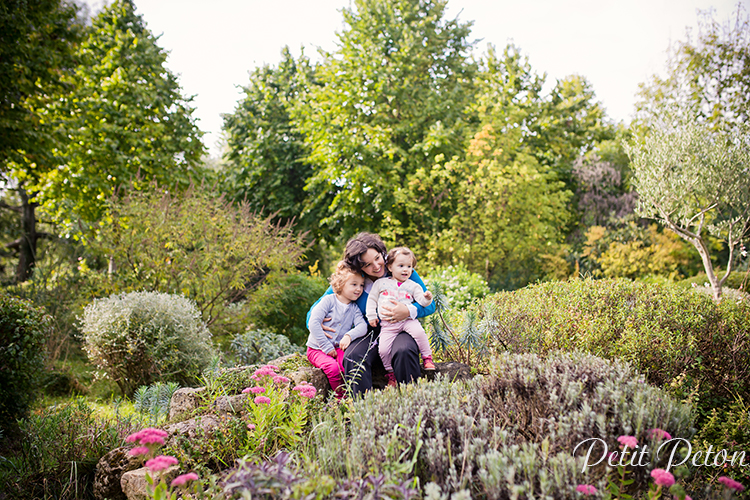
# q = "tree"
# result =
<box><xmin>636</xmin><ymin>4</ymin><xmax>750</xmax><ymax>131</ymax></box>
<box><xmin>222</xmin><ymin>47</ymin><xmax>318</xmax><ymax>231</ymax></box>
<box><xmin>293</xmin><ymin>0</ymin><xmax>476</xmax><ymax>244</ymax></box>
<box><xmin>0</xmin><ymin>0</ymin><xmax>83</xmax><ymax>282</ymax></box>
<box><xmin>626</xmin><ymin>114</ymin><xmax>750</xmax><ymax>300</ymax></box>
<box><xmin>33</xmin><ymin>0</ymin><xmax>205</xmax><ymax>230</ymax></box>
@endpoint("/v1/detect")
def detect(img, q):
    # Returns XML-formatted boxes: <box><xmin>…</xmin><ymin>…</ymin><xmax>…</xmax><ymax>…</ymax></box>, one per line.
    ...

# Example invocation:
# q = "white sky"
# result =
<box><xmin>85</xmin><ymin>0</ymin><xmax>746</xmax><ymax>157</ymax></box>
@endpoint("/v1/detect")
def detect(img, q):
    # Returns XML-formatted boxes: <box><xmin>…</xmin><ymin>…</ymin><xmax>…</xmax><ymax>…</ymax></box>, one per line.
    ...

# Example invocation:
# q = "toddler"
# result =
<box><xmin>366</xmin><ymin>247</ymin><xmax>435</xmax><ymax>386</ymax></box>
<box><xmin>307</xmin><ymin>261</ymin><xmax>367</xmax><ymax>397</ymax></box>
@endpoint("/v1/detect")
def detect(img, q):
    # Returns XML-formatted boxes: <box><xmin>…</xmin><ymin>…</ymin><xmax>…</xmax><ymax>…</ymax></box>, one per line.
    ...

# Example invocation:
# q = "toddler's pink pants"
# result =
<box><xmin>379</xmin><ymin>319</ymin><xmax>431</xmax><ymax>372</ymax></box>
<box><xmin>307</xmin><ymin>347</ymin><xmax>346</xmax><ymax>398</ymax></box>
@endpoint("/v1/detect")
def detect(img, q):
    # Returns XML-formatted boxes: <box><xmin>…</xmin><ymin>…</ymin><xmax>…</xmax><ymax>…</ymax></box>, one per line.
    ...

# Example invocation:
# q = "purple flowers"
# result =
<box><xmin>575</xmin><ymin>484</ymin><xmax>597</xmax><ymax>495</ymax></box>
<box><xmin>125</xmin><ymin>427</ymin><xmax>168</xmax><ymax>445</ymax></box>
<box><xmin>250</xmin><ymin>386</ymin><xmax>266</xmax><ymax>394</ymax></box>
<box><xmin>718</xmin><ymin>476</ymin><xmax>745</xmax><ymax>491</ymax></box>
<box><xmin>292</xmin><ymin>382</ymin><xmax>317</xmax><ymax>399</ymax></box>
<box><xmin>273</xmin><ymin>375</ymin><xmax>290</xmax><ymax>384</ymax></box>
<box><xmin>650</xmin><ymin>468</ymin><xmax>675</xmax><ymax>487</ymax></box>
<box><xmin>254</xmin><ymin>396</ymin><xmax>272</xmax><ymax>405</ymax></box>
<box><xmin>128</xmin><ymin>446</ymin><xmax>149</xmax><ymax>457</ymax></box>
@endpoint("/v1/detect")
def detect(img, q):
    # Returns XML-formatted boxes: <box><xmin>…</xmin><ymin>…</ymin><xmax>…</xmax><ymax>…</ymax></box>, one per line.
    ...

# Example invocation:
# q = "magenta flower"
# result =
<box><xmin>273</xmin><ymin>375</ymin><xmax>290</xmax><ymax>384</ymax></box>
<box><xmin>254</xmin><ymin>396</ymin><xmax>271</xmax><ymax>405</ymax></box>
<box><xmin>718</xmin><ymin>476</ymin><xmax>745</xmax><ymax>491</ymax></box>
<box><xmin>138</xmin><ymin>434</ymin><xmax>165</xmax><ymax>446</ymax></box>
<box><xmin>250</xmin><ymin>386</ymin><xmax>266</xmax><ymax>394</ymax></box>
<box><xmin>254</xmin><ymin>367</ymin><xmax>276</xmax><ymax>377</ymax></box>
<box><xmin>145</xmin><ymin>455</ymin><xmax>179</xmax><ymax>472</ymax></box>
<box><xmin>129</xmin><ymin>446</ymin><xmax>149</xmax><ymax>456</ymax></box>
<box><xmin>241</xmin><ymin>387</ymin><xmax>252</xmax><ymax>393</ymax></box>
<box><xmin>264</xmin><ymin>364</ymin><xmax>279</xmax><ymax>371</ymax></box>
<box><xmin>247</xmin><ymin>423</ymin><xmax>256</xmax><ymax>430</ymax></box>
<box><xmin>617</xmin><ymin>435</ymin><xmax>638</xmax><ymax>449</ymax></box>
<box><xmin>171</xmin><ymin>472</ymin><xmax>199</xmax><ymax>487</ymax></box>
<box><xmin>125</xmin><ymin>427</ymin><xmax>169</xmax><ymax>444</ymax></box>
<box><xmin>293</xmin><ymin>385</ymin><xmax>317</xmax><ymax>399</ymax></box>
<box><xmin>648</xmin><ymin>428</ymin><xmax>672</xmax><ymax>440</ymax></box>
<box><xmin>650</xmin><ymin>469</ymin><xmax>675</xmax><ymax>487</ymax></box>
<box><xmin>575</xmin><ymin>484</ymin><xmax>598</xmax><ymax>495</ymax></box>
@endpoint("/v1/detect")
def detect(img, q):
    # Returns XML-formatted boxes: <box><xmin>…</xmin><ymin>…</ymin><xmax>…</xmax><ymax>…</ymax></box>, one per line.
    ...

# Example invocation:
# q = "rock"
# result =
<box><xmin>214</xmin><ymin>394</ymin><xmax>248</xmax><ymax>416</ymax></box>
<box><xmin>424</xmin><ymin>362</ymin><xmax>472</xmax><ymax>382</ymax></box>
<box><xmin>169</xmin><ymin>387</ymin><xmax>205</xmax><ymax>421</ymax></box>
<box><xmin>121</xmin><ymin>466</ymin><xmax>180</xmax><ymax>500</ymax></box>
<box><xmin>93</xmin><ymin>446</ymin><xmax>143</xmax><ymax>500</ymax></box>
<box><xmin>286</xmin><ymin>365</ymin><xmax>331</xmax><ymax>395</ymax></box>
<box><xmin>164</xmin><ymin>413</ymin><xmax>224</xmax><ymax>448</ymax></box>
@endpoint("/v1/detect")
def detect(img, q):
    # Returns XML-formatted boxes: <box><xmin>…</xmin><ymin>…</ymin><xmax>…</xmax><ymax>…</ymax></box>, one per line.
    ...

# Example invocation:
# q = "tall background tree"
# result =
<box><xmin>292</xmin><ymin>0</ymin><xmax>477</xmax><ymax>246</ymax></box>
<box><xmin>0</xmin><ymin>0</ymin><xmax>83</xmax><ymax>282</ymax></box>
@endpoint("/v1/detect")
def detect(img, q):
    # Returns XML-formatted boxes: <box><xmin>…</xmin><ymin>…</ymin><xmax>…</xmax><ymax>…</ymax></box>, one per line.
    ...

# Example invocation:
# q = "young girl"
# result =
<box><xmin>306</xmin><ymin>261</ymin><xmax>368</xmax><ymax>397</ymax></box>
<box><xmin>366</xmin><ymin>247</ymin><xmax>435</xmax><ymax>386</ymax></box>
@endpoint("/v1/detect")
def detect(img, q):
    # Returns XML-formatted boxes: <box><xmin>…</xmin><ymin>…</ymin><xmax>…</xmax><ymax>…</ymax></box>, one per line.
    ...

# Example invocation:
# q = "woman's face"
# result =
<box><xmin>360</xmin><ymin>248</ymin><xmax>386</xmax><ymax>279</ymax></box>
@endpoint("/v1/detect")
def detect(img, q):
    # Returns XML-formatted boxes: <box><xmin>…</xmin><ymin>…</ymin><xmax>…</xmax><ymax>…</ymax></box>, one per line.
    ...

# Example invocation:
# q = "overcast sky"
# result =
<box><xmin>86</xmin><ymin>0</ymin><xmax>746</xmax><ymax>157</ymax></box>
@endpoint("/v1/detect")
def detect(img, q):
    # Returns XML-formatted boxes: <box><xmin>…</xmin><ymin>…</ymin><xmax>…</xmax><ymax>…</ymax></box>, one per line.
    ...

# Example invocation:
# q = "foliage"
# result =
<box><xmin>0</xmin><ymin>0</ymin><xmax>83</xmax><ymax>168</ymax></box>
<box><xmin>90</xmin><ymin>185</ymin><xmax>308</xmax><ymax>330</ymax></box>
<box><xmin>0</xmin><ymin>291</ymin><xmax>51</xmax><ymax>430</ymax></box>
<box><xmin>677</xmin><ymin>270</ymin><xmax>748</xmax><ymax>292</ymax></box>
<box><xmin>582</xmin><ymin>219</ymin><xmax>700</xmax><ymax>280</ymax></box>
<box><xmin>30</xmin><ymin>0</ymin><xmax>206</xmax><ymax>230</ymax></box>
<box><xmin>80</xmin><ymin>291</ymin><xmax>215</xmax><ymax>396</ymax></box>
<box><xmin>306</xmin><ymin>351</ymin><xmax>692</xmax><ymax>498</ymax></box>
<box><xmin>635</xmin><ymin>4</ymin><xmax>750</xmax><ymax>132</ymax></box>
<box><xmin>427</xmin><ymin>121</ymin><xmax>572</xmax><ymax>288</ymax></box>
<box><xmin>240</xmin><ymin>364</ymin><xmax>317</xmax><ymax>458</ymax></box>
<box><xmin>423</xmin><ymin>263</ymin><xmax>490</xmax><ymax>310</ymax></box>
<box><xmin>222</xmin><ymin>47</ymin><xmax>318</xmax><ymax>231</ymax></box>
<box><xmin>222</xmin><ymin>452</ymin><xmax>417</xmax><ymax>500</ymax></box>
<box><xmin>133</xmin><ymin>382</ymin><xmax>180</xmax><ymax>425</ymax></box>
<box><xmin>241</xmin><ymin>270</ymin><xmax>328</xmax><ymax>345</ymax></box>
<box><xmin>571</xmin><ymin>151</ymin><xmax>637</xmax><ymax>229</ymax></box>
<box><xmin>626</xmin><ymin>112</ymin><xmax>750</xmax><ymax>300</ymax></box>
<box><xmin>477</xmin><ymin>278</ymin><xmax>750</xmax><ymax>422</ymax></box>
<box><xmin>0</xmin><ymin>398</ymin><xmax>136</xmax><ymax>500</ymax></box>
<box><xmin>230</xmin><ymin>328</ymin><xmax>303</xmax><ymax>366</ymax></box>
<box><xmin>293</xmin><ymin>0</ymin><xmax>476</xmax><ymax>244</ymax></box>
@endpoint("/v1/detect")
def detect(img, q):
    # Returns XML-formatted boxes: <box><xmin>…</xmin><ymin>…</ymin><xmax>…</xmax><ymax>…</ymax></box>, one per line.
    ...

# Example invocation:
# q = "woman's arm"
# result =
<box><xmin>306</xmin><ymin>285</ymin><xmax>335</xmax><ymax>333</ymax></box>
<box><xmin>409</xmin><ymin>270</ymin><xmax>436</xmax><ymax>318</ymax></box>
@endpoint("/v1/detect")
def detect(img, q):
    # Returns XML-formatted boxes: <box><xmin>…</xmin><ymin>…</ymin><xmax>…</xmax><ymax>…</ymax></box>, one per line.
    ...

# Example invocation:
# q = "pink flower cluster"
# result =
<box><xmin>254</xmin><ymin>395</ymin><xmax>272</xmax><ymax>405</ymax></box>
<box><xmin>650</xmin><ymin>468</ymin><xmax>675</xmax><ymax>487</ymax></box>
<box><xmin>126</xmin><ymin>428</ymin><xmax>169</xmax><ymax>456</ymax></box>
<box><xmin>718</xmin><ymin>476</ymin><xmax>745</xmax><ymax>491</ymax></box>
<box><xmin>617</xmin><ymin>435</ymin><xmax>638</xmax><ymax>449</ymax></box>
<box><xmin>273</xmin><ymin>375</ymin><xmax>290</xmax><ymax>384</ymax></box>
<box><xmin>575</xmin><ymin>484</ymin><xmax>597</xmax><ymax>495</ymax></box>
<box><xmin>292</xmin><ymin>381</ymin><xmax>317</xmax><ymax>399</ymax></box>
<box><xmin>648</xmin><ymin>428</ymin><xmax>672</xmax><ymax>440</ymax></box>
<box><xmin>145</xmin><ymin>455</ymin><xmax>179</xmax><ymax>472</ymax></box>
<box><xmin>171</xmin><ymin>472</ymin><xmax>199</xmax><ymax>487</ymax></box>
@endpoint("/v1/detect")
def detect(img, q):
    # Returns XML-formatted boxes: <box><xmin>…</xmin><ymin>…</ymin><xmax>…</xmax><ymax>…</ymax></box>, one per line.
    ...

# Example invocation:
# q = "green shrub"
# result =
<box><xmin>133</xmin><ymin>381</ymin><xmax>180</xmax><ymax>425</ymax></box>
<box><xmin>0</xmin><ymin>398</ymin><xmax>136</xmax><ymax>500</ymax></box>
<box><xmin>306</xmin><ymin>352</ymin><xmax>692</xmax><ymax>498</ymax></box>
<box><xmin>230</xmin><ymin>328</ymin><xmax>304</xmax><ymax>366</ymax></box>
<box><xmin>424</xmin><ymin>264</ymin><xmax>491</xmax><ymax>311</ymax></box>
<box><xmin>81</xmin><ymin>291</ymin><xmax>215</xmax><ymax>396</ymax></box>
<box><xmin>0</xmin><ymin>292</ymin><xmax>51</xmax><ymax>430</ymax></box>
<box><xmin>477</xmin><ymin>278</ymin><xmax>750</xmax><ymax>422</ymax></box>
<box><xmin>242</xmin><ymin>270</ymin><xmax>328</xmax><ymax>346</ymax></box>
<box><xmin>677</xmin><ymin>270</ymin><xmax>748</xmax><ymax>292</ymax></box>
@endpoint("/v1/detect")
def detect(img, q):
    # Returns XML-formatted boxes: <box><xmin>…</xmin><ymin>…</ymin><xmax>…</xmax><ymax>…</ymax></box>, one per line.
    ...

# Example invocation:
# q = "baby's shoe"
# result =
<box><xmin>423</xmin><ymin>356</ymin><xmax>436</xmax><ymax>371</ymax></box>
<box><xmin>386</xmin><ymin>371</ymin><xmax>397</xmax><ymax>387</ymax></box>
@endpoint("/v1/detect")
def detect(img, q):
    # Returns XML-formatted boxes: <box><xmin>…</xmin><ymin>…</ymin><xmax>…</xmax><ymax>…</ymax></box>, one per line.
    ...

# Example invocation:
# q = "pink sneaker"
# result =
<box><xmin>386</xmin><ymin>372</ymin><xmax>397</xmax><ymax>387</ymax></box>
<box><xmin>423</xmin><ymin>356</ymin><xmax>436</xmax><ymax>370</ymax></box>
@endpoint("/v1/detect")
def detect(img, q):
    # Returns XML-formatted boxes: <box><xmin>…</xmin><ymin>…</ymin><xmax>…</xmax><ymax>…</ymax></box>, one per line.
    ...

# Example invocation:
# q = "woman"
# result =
<box><xmin>307</xmin><ymin>232</ymin><xmax>436</xmax><ymax>396</ymax></box>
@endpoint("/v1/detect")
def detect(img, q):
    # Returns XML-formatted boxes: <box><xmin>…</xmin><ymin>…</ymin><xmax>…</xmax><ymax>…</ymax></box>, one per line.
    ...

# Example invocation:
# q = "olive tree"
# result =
<box><xmin>626</xmin><ymin>114</ymin><xmax>749</xmax><ymax>300</ymax></box>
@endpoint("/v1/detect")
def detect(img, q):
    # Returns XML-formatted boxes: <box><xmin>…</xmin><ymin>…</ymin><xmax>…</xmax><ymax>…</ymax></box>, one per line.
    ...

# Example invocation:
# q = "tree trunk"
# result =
<box><xmin>691</xmin><ymin>235</ymin><xmax>722</xmax><ymax>301</ymax></box>
<box><xmin>16</xmin><ymin>187</ymin><xmax>38</xmax><ymax>283</ymax></box>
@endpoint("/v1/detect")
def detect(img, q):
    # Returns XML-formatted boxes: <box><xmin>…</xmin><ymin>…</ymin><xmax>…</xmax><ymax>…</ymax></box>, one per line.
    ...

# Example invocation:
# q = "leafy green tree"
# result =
<box><xmin>293</xmin><ymin>0</ymin><xmax>476</xmax><ymax>244</ymax></box>
<box><xmin>91</xmin><ymin>185</ymin><xmax>308</xmax><ymax>329</ymax></box>
<box><xmin>0</xmin><ymin>0</ymin><xmax>83</xmax><ymax>282</ymax></box>
<box><xmin>33</xmin><ymin>0</ymin><xmax>205</xmax><ymax>230</ymax></box>
<box><xmin>625</xmin><ymin>113</ymin><xmax>750</xmax><ymax>300</ymax></box>
<box><xmin>636</xmin><ymin>4</ymin><xmax>750</xmax><ymax>131</ymax></box>
<box><xmin>222</xmin><ymin>47</ymin><xmax>318</xmax><ymax>231</ymax></box>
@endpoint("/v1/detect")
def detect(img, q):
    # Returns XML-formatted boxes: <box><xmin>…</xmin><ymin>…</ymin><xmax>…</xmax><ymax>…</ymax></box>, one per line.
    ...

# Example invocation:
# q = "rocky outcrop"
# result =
<box><xmin>168</xmin><ymin>386</ymin><xmax>205</xmax><ymax>421</ymax></box>
<box><xmin>93</xmin><ymin>447</ymin><xmax>143</xmax><ymax>500</ymax></box>
<box><xmin>121</xmin><ymin>466</ymin><xmax>180</xmax><ymax>500</ymax></box>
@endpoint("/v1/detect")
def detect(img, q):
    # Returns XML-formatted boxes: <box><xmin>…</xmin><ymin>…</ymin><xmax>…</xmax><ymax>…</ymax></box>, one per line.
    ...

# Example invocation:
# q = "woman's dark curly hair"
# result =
<box><xmin>343</xmin><ymin>232</ymin><xmax>387</xmax><ymax>272</ymax></box>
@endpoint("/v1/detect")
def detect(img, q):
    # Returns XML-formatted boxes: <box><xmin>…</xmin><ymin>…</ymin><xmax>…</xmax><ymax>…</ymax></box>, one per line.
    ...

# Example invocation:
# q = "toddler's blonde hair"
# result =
<box><xmin>329</xmin><ymin>261</ymin><xmax>361</xmax><ymax>294</ymax></box>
